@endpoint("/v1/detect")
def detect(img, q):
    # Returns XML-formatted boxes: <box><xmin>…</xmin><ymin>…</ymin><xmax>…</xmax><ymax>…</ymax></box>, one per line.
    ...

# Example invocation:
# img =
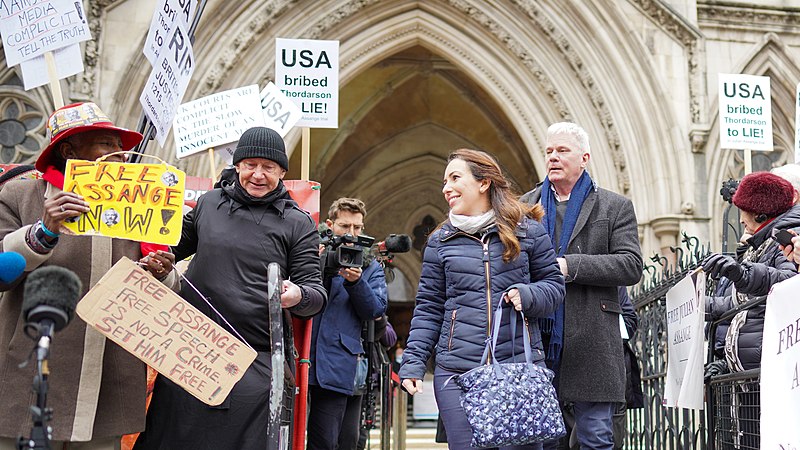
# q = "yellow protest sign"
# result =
<box><xmin>63</xmin><ymin>160</ymin><xmax>185</xmax><ymax>245</ymax></box>
<box><xmin>76</xmin><ymin>257</ymin><xmax>257</xmax><ymax>406</ymax></box>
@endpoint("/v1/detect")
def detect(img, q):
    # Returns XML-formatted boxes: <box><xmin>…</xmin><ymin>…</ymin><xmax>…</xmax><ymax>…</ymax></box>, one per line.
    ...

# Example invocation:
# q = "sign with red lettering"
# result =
<box><xmin>76</xmin><ymin>257</ymin><xmax>256</xmax><ymax>406</ymax></box>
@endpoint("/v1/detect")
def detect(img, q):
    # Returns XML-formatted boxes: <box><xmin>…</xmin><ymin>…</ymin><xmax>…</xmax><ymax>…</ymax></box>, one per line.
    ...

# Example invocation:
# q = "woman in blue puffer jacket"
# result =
<box><xmin>399</xmin><ymin>149</ymin><xmax>566</xmax><ymax>450</ymax></box>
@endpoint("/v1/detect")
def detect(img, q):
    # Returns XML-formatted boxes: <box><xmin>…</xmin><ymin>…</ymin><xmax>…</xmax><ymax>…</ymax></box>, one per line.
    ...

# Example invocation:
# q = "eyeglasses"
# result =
<box><xmin>333</xmin><ymin>222</ymin><xmax>364</xmax><ymax>234</ymax></box>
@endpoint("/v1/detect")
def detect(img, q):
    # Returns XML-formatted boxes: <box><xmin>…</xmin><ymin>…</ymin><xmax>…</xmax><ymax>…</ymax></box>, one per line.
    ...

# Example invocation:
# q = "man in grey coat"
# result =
<box><xmin>520</xmin><ymin>122</ymin><xmax>642</xmax><ymax>450</ymax></box>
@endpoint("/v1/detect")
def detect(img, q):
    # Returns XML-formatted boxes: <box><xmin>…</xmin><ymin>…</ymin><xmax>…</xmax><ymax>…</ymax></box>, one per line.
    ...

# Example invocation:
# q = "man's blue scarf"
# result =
<box><xmin>539</xmin><ymin>170</ymin><xmax>595</xmax><ymax>370</ymax></box>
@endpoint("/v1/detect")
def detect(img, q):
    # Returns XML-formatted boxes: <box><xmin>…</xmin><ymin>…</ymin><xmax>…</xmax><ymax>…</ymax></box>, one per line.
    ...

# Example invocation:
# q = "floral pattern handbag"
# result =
<box><xmin>455</xmin><ymin>301</ymin><xmax>566</xmax><ymax>448</ymax></box>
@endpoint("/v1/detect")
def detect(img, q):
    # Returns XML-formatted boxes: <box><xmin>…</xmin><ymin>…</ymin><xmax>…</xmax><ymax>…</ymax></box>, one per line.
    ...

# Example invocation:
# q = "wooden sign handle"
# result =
<box><xmin>44</xmin><ymin>51</ymin><xmax>64</xmax><ymax>109</ymax></box>
<box><xmin>207</xmin><ymin>148</ymin><xmax>217</xmax><ymax>180</ymax></box>
<box><xmin>301</xmin><ymin>128</ymin><xmax>310</xmax><ymax>181</ymax></box>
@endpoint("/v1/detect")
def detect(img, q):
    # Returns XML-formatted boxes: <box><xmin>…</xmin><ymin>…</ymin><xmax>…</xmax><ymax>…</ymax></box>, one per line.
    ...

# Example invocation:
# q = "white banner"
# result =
<box><xmin>173</xmin><ymin>85</ymin><xmax>264</xmax><ymax>159</ymax></box>
<box><xmin>143</xmin><ymin>0</ymin><xmax>196</xmax><ymax>65</ymax></box>
<box><xmin>275</xmin><ymin>38</ymin><xmax>339</xmax><ymax>128</ymax></box>
<box><xmin>761</xmin><ymin>275</ymin><xmax>800</xmax><ymax>448</ymax></box>
<box><xmin>664</xmin><ymin>270</ymin><xmax>706</xmax><ymax>410</ymax></box>
<box><xmin>0</xmin><ymin>0</ymin><xmax>91</xmax><ymax>66</ymax></box>
<box><xmin>19</xmin><ymin>43</ymin><xmax>82</xmax><ymax>90</ymax></box>
<box><xmin>140</xmin><ymin>22</ymin><xmax>194</xmax><ymax>146</ymax></box>
<box><xmin>795</xmin><ymin>82</ymin><xmax>800</xmax><ymax>163</ymax></box>
<box><xmin>719</xmin><ymin>73</ymin><xmax>773</xmax><ymax>151</ymax></box>
<box><xmin>260</xmin><ymin>82</ymin><xmax>301</xmax><ymax>137</ymax></box>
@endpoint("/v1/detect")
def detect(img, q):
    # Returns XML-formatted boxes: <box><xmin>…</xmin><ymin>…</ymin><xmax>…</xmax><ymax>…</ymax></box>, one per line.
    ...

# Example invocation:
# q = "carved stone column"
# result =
<box><xmin>650</xmin><ymin>216</ymin><xmax>681</xmax><ymax>268</ymax></box>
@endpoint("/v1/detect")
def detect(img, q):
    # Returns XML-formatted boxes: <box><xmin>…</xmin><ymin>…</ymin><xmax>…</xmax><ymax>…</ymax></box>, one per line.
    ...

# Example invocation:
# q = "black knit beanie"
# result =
<box><xmin>233</xmin><ymin>127</ymin><xmax>288</xmax><ymax>170</ymax></box>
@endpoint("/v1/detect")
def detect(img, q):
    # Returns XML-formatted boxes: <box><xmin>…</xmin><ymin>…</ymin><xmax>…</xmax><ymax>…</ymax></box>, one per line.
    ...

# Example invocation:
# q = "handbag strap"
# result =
<box><xmin>481</xmin><ymin>300</ymin><xmax>533</xmax><ymax>367</ymax></box>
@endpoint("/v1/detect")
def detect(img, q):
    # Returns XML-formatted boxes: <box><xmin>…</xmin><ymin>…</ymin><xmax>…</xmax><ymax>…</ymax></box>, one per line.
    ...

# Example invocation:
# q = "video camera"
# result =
<box><xmin>320</xmin><ymin>228</ymin><xmax>375</xmax><ymax>270</ymax></box>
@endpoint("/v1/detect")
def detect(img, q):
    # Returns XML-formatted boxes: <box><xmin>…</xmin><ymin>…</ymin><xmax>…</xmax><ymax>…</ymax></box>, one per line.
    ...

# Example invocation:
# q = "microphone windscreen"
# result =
<box><xmin>22</xmin><ymin>266</ymin><xmax>82</xmax><ymax>325</ymax></box>
<box><xmin>384</xmin><ymin>234</ymin><xmax>412</xmax><ymax>253</ymax></box>
<box><xmin>0</xmin><ymin>251</ymin><xmax>26</xmax><ymax>283</ymax></box>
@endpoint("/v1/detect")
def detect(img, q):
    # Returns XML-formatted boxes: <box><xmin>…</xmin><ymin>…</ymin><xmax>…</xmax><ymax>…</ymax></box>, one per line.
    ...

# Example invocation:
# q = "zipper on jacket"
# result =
<box><xmin>448</xmin><ymin>310</ymin><xmax>457</xmax><ymax>351</ymax></box>
<box><xmin>482</xmin><ymin>234</ymin><xmax>492</xmax><ymax>363</ymax></box>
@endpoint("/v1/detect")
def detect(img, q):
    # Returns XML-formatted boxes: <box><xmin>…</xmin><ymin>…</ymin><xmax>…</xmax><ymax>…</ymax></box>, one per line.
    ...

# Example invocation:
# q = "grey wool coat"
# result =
<box><xmin>520</xmin><ymin>183</ymin><xmax>643</xmax><ymax>403</ymax></box>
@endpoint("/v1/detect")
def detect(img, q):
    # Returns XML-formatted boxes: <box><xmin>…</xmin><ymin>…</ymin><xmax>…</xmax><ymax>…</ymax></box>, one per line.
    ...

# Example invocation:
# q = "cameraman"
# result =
<box><xmin>308</xmin><ymin>198</ymin><xmax>388</xmax><ymax>450</ymax></box>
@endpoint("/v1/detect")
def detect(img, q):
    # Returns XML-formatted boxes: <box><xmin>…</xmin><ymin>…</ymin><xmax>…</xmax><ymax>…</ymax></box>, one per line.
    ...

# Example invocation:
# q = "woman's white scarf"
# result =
<box><xmin>449</xmin><ymin>209</ymin><xmax>496</xmax><ymax>235</ymax></box>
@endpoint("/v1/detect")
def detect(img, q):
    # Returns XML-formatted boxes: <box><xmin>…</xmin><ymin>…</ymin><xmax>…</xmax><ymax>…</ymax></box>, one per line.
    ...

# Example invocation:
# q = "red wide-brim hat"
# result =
<box><xmin>35</xmin><ymin>102</ymin><xmax>143</xmax><ymax>172</ymax></box>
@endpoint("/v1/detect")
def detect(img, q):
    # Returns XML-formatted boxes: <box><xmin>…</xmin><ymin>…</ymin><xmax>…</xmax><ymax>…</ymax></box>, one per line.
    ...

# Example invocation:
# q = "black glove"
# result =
<box><xmin>702</xmin><ymin>253</ymin><xmax>745</xmax><ymax>283</ymax></box>
<box><xmin>704</xmin><ymin>359</ymin><xmax>729</xmax><ymax>383</ymax></box>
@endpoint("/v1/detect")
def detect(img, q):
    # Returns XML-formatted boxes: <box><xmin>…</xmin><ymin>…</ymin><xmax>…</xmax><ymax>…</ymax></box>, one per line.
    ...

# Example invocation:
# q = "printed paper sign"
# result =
<box><xmin>143</xmin><ymin>0</ymin><xmax>196</xmax><ymax>65</ymax></box>
<box><xmin>260</xmin><ymin>82</ymin><xmax>301</xmax><ymax>137</ymax></box>
<box><xmin>760</xmin><ymin>275</ymin><xmax>800</xmax><ymax>448</ymax></box>
<box><xmin>0</xmin><ymin>0</ymin><xmax>91</xmax><ymax>66</ymax></box>
<box><xmin>795</xmin><ymin>82</ymin><xmax>800</xmax><ymax>163</ymax></box>
<box><xmin>719</xmin><ymin>73</ymin><xmax>773</xmax><ymax>151</ymax></box>
<box><xmin>184</xmin><ymin>175</ymin><xmax>212</xmax><ymax>208</ymax></box>
<box><xmin>19</xmin><ymin>43</ymin><xmax>83</xmax><ymax>90</ymax></box>
<box><xmin>173</xmin><ymin>85</ymin><xmax>264</xmax><ymax>159</ymax></box>
<box><xmin>275</xmin><ymin>38</ymin><xmax>339</xmax><ymax>128</ymax></box>
<box><xmin>140</xmin><ymin>21</ymin><xmax>194</xmax><ymax>146</ymax></box>
<box><xmin>63</xmin><ymin>160</ymin><xmax>185</xmax><ymax>245</ymax></box>
<box><xmin>76</xmin><ymin>257</ymin><xmax>257</xmax><ymax>406</ymax></box>
<box><xmin>664</xmin><ymin>270</ymin><xmax>706</xmax><ymax>410</ymax></box>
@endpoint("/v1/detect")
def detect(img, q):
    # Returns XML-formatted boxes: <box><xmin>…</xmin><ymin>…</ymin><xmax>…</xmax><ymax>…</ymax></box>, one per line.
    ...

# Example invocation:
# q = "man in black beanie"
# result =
<box><xmin>134</xmin><ymin>126</ymin><xmax>326</xmax><ymax>450</ymax></box>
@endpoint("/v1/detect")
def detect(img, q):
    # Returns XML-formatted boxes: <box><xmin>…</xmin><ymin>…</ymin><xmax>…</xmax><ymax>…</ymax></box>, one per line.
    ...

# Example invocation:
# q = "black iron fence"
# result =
<box><xmin>628</xmin><ymin>233</ymin><xmax>710</xmax><ymax>450</ymax></box>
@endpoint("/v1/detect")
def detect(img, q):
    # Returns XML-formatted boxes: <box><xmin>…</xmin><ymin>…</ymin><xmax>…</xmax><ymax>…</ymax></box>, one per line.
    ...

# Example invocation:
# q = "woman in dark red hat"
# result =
<box><xmin>703</xmin><ymin>171</ymin><xmax>800</xmax><ymax>447</ymax></box>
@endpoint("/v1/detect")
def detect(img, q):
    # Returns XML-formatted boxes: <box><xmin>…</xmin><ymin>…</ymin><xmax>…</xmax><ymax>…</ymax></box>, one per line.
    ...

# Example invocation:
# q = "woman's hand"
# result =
<box><xmin>140</xmin><ymin>250</ymin><xmax>175</xmax><ymax>279</ymax></box>
<box><xmin>783</xmin><ymin>235</ymin><xmax>800</xmax><ymax>263</ymax></box>
<box><xmin>42</xmin><ymin>192</ymin><xmax>89</xmax><ymax>236</ymax></box>
<box><xmin>503</xmin><ymin>288</ymin><xmax>522</xmax><ymax>311</ymax></box>
<box><xmin>402</xmin><ymin>378</ymin><xmax>422</xmax><ymax>395</ymax></box>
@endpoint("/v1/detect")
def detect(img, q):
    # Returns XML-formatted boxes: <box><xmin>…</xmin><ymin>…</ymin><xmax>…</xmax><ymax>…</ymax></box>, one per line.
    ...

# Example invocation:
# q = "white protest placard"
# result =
<box><xmin>0</xmin><ymin>0</ymin><xmax>91</xmax><ymax>67</ymax></box>
<box><xmin>19</xmin><ymin>43</ymin><xmax>82</xmax><ymax>90</ymax></box>
<box><xmin>760</xmin><ymin>274</ymin><xmax>800</xmax><ymax>447</ymax></box>
<box><xmin>173</xmin><ymin>85</ymin><xmax>264</xmax><ymax>159</ymax></box>
<box><xmin>664</xmin><ymin>270</ymin><xmax>705</xmax><ymax>410</ymax></box>
<box><xmin>795</xmin><ymin>82</ymin><xmax>800</xmax><ymax>163</ymax></box>
<box><xmin>275</xmin><ymin>38</ymin><xmax>339</xmax><ymax>128</ymax></box>
<box><xmin>719</xmin><ymin>74</ymin><xmax>773</xmax><ymax>151</ymax></box>
<box><xmin>76</xmin><ymin>257</ymin><xmax>257</xmax><ymax>406</ymax></box>
<box><xmin>140</xmin><ymin>21</ymin><xmax>194</xmax><ymax>147</ymax></box>
<box><xmin>261</xmin><ymin>82</ymin><xmax>301</xmax><ymax>136</ymax></box>
<box><xmin>143</xmin><ymin>0</ymin><xmax>196</xmax><ymax>65</ymax></box>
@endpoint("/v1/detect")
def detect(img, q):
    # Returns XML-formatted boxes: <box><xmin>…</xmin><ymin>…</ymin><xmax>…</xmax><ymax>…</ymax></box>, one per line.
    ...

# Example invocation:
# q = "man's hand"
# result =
<box><xmin>503</xmin><ymin>288</ymin><xmax>522</xmax><ymax>311</ymax></box>
<box><xmin>139</xmin><ymin>250</ymin><xmax>175</xmax><ymax>279</ymax></box>
<box><xmin>42</xmin><ymin>192</ymin><xmax>89</xmax><ymax>235</ymax></box>
<box><xmin>339</xmin><ymin>266</ymin><xmax>362</xmax><ymax>283</ymax></box>
<box><xmin>281</xmin><ymin>280</ymin><xmax>302</xmax><ymax>308</ymax></box>
<box><xmin>556</xmin><ymin>257</ymin><xmax>568</xmax><ymax>277</ymax></box>
<box><xmin>402</xmin><ymin>378</ymin><xmax>422</xmax><ymax>395</ymax></box>
<box><xmin>704</xmin><ymin>360</ymin><xmax>729</xmax><ymax>383</ymax></box>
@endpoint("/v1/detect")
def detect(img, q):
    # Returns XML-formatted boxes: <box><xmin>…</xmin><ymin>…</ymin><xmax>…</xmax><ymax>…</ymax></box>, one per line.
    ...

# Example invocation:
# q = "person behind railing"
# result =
<box><xmin>702</xmin><ymin>171</ymin><xmax>799</xmax><ymax>449</ymax></box>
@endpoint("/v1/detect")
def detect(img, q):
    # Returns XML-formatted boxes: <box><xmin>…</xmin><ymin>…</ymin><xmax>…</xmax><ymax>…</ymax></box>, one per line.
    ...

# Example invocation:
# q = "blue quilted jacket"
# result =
<box><xmin>399</xmin><ymin>218</ymin><xmax>565</xmax><ymax>380</ymax></box>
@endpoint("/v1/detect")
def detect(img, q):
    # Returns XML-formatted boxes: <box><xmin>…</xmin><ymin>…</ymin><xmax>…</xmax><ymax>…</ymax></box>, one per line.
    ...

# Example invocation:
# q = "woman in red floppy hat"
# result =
<box><xmin>0</xmin><ymin>102</ymin><xmax>180</xmax><ymax>450</ymax></box>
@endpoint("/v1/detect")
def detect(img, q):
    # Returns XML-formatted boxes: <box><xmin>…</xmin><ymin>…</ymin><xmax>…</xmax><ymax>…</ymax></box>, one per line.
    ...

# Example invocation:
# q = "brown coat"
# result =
<box><xmin>0</xmin><ymin>179</ymin><xmax>175</xmax><ymax>441</ymax></box>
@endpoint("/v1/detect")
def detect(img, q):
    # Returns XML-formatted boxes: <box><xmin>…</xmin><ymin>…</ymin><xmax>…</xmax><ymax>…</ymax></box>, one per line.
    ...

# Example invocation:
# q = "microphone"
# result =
<box><xmin>0</xmin><ymin>251</ymin><xmax>26</xmax><ymax>283</ymax></box>
<box><xmin>23</xmin><ymin>266</ymin><xmax>82</xmax><ymax>338</ymax></box>
<box><xmin>378</xmin><ymin>234</ymin><xmax>412</xmax><ymax>254</ymax></box>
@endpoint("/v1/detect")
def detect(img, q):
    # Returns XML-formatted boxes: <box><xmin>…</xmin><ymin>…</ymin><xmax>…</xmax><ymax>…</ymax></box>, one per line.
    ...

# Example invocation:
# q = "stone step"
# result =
<box><xmin>365</xmin><ymin>426</ymin><xmax>447</xmax><ymax>450</ymax></box>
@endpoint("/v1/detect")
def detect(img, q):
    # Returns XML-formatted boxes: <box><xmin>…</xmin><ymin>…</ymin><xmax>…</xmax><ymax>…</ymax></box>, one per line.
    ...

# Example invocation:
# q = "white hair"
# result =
<box><xmin>547</xmin><ymin>122</ymin><xmax>590</xmax><ymax>155</ymax></box>
<box><xmin>771</xmin><ymin>163</ymin><xmax>800</xmax><ymax>195</ymax></box>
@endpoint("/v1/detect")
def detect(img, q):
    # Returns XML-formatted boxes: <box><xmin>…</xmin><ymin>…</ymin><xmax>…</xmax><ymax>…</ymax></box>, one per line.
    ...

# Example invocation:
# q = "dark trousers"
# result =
<box><xmin>433</xmin><ymin>367</ymin><xmax>544</xmax><ymax>450</ymax></box>
<box><xmin>545</xmin><ymin>402</ymin><xmax>614</xmax><ymax>450</ymax></box>
<box><xmin>307</xmin><ymin>385</ymin><xmax>363</xmax><ymax>450</ymax></box>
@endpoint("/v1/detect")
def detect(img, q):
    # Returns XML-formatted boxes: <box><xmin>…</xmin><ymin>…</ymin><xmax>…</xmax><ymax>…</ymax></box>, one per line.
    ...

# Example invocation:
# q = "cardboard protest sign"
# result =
<box><xmin>76</xmin><ymin>257</ymin><xmax>257</xmax><ymax>406</ymax></box>
<box><xmin>760</xmin><ymin>275</ymin><xmax>800</xmax><ymax>447</ymax></box>
<box><xmin>140</xmin><ymin>21</ymin><xmax>194</xmax><ymax>146</ymax></box>
<box><xmin>144</xmin><ymin>0</ymin><xmax>196</xmax><ymax>65</ymax></box>
<box><xmin>719</xmin><ymin>73</ymin><xmax>773</xmax><ymax>151</ymax></box>
<box><xmin>174</xmin><ymin>85</ymin><xmax>264</xmax><ymax>159</ymax></box>
<box><xmin>664</xmin><ymin>270</ymin><xmax>705</xmax><ymax>410</ymax></box>
<box><xmin>261</xmin><ymin>82</ymin><xmax>301</xmax><ymax>137</ymax></box>
<box><xmin>62</xmin><ymin>160</ymin><xmax>185</xmax><ymax>245</ymax></box>
<box><xmin>275</xmin><ymin>38</ymin><xmax>339</xmax><ymax>128</ymax></box>
<box><xmin>0</xmin><ymin>0</ymin><xmax>91</xmax><ymax>67</ymax></box>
